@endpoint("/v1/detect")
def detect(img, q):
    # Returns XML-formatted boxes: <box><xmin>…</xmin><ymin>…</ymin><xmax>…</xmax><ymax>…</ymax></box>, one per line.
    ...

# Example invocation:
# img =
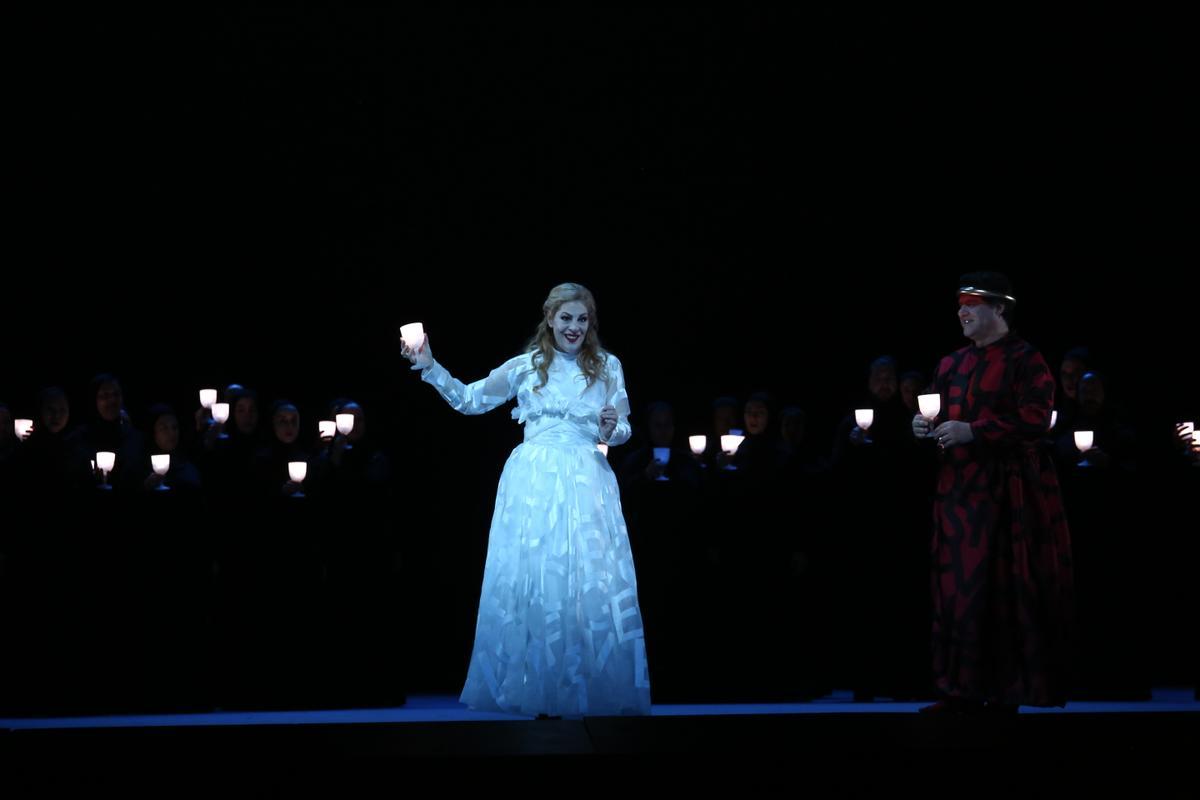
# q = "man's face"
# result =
<box><xmin>958</xmin><ymin>299</ymin><xmax>1005</xmax><ymax>344</ymax></box>
<box><xmin>869</xmin><ymin>366</ymin><xmax>897</xmax><ymax>403</ymax></box>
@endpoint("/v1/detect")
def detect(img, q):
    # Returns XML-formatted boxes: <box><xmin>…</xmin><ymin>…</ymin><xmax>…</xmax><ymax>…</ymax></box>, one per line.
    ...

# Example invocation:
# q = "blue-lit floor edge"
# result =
<box><xmin>2</xmin><ymin>688</ymin><xmax>1197</xmax><ymax>730</ymax></box>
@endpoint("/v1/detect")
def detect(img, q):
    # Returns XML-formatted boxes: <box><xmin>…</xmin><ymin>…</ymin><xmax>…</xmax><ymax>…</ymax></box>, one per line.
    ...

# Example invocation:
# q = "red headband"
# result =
<box><xmin>957</xmin><ymin>294</ymin><xmax>987</xmax><ymax>306</ymax></box>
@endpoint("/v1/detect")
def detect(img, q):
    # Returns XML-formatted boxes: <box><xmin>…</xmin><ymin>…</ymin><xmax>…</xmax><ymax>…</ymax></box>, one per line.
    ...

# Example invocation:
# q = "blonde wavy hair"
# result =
<box><xmin>525</xmin><ymin>283</ymin><xmax>609</xmax><ymax>392</ymax></box>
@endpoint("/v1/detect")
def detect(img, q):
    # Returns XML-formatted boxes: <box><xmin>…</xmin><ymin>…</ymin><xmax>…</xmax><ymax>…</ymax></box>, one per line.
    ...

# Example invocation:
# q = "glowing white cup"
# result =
<box><xmin>199</xmin><ymin>389</ymin><xmax>217</xmax><ymax>409</ymax></box>
<box><xmin>336</xmin><ymin>413</ymin><xmax>355</xmax><ymax>436</ymax></box>
<box><xmin>151</xmin><ymin>454</ymin><xmax>171</xmax><ymax>492</ymax></box>
<box><xmin>14</xmin><ymin>419</ymin><xmax>34</xmax><ymax>440</ymax></box>
<box><xmin>855</xmin><ymin>409</ymin><xmax>874</xmax><ymax>431</ymax></box>
<box><xmin>319</xmin><ymin>420</ymin><xmax>336</xmax><ymax>440</ymax></box>
<box><xmin>1050</xmin><ymin>410</ymin><xmax>1058</xmax><ymax>430</ymax></box>
<box><xmin>400</xmin><ymin>322</ymin><xmax>425</xmax><ymax>350</ymax></box>
<box><xmin>918</xmin><ymin>394</ymin><xmax>940</xmax><ymax>421</ymax></box>
<box><xmin>211</xmin><ymin>403</ymin><xmax>229</xmax><ymax>424</ymax></box>
<box><xmin>287</xmin><ymin>461</ymin><xmax>307</xmax><ymax>498</ymax></box>
<box><xmin>96</xmin><ymin>451</ymin><xmax>116</xmax><ymax>490</ymax></box>
<box><xmin>721</xmin><ymin>434</ymin><xmax>745</xmax><ymax>455</ymax></box>
<box><xmin>689</xmin><ymin>435</ymin><xmax>706</xmax><ymax>455</ymax></box>
<box><xmin>1074</xmin><ymin>430</ymin><xmax>1095</xmax><ymax>468</ymax></box>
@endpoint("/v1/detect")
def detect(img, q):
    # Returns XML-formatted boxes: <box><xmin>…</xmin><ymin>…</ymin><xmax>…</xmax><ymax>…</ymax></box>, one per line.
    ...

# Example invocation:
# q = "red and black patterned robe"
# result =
<box><xmin>931</xmin><ymin>333</ymin><xmax>1074</xmax><ymax>706</ymax></box>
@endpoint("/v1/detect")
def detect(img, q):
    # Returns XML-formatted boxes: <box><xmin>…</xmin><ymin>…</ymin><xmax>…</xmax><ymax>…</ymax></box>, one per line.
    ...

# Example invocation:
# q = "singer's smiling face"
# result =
<box><xmin>551</xmin><ymin>301</ymin><xmax>589</xmax><ymax>355</ymax></box>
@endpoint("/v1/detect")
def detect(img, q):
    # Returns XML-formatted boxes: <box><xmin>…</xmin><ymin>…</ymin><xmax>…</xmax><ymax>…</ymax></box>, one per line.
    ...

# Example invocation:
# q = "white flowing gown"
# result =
<box><xmin>416</xmin><ymin>348</ymin><xmax>651</xmax><ymax>716</ymax></box>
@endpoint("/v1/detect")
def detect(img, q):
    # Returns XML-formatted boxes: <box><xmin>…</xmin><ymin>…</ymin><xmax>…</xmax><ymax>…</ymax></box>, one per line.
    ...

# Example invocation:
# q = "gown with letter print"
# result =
<box><xmin>416</xmin><ymin>347</ymin><xmax>651</xmax><ymax>716</ymax></box>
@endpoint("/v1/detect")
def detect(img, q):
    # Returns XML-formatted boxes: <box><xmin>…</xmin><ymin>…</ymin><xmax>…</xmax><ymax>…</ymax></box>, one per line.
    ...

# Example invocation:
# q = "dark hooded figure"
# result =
<box><xmin>81</xmin><ymin>373</ymin><xmax>145</xmax><ymax>491</ymax></box>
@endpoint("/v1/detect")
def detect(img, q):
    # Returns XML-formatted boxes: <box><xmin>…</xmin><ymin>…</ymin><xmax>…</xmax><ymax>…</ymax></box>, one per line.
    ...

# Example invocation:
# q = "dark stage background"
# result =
<box><xmin>2</xmin><ymin>8</ymin><xmax>1194</xmax><ymax>708</ymax></box>
<box><xmin>6</xmin><ymin>8</ymin><xmax>1192</xmax><ymax>410</ymax></box>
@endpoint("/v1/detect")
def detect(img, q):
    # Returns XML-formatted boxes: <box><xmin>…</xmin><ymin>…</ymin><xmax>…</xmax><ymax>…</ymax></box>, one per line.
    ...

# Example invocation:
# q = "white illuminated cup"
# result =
<box><xmin>96</xmin><ymin>451</ymin><xmax>116</xmax><ymax>489</ymax></box>
<box><xmin>1074</xmin><ymin>430</ymin><xmax>1095</xmax><ymax>467</ymax></box>
<box><xmin>918</xmin><ymin>394</ymin><xmax>941</xmax><ymax>421</ymax></box>
<box><xmin>400</xmin><ymin>322</ymin><xmax>425</xmax><ymax>350</ymax></box>
<box><xmin>287</xmin><ymin>461</ymin><xmax>307</xmax><ymax>498</ymax></box>
<box><xmin>151</xmin><ymin>454</ymin><xmax>171</xmax><ymax>491</ymax></box>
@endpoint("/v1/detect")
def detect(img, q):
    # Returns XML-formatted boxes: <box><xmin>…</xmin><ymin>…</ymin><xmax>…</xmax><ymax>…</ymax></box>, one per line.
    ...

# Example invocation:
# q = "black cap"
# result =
<box><xmin>957</xmin><ymin>271</ymin><xmax>1016</xmax><ymax>304</ymax></box>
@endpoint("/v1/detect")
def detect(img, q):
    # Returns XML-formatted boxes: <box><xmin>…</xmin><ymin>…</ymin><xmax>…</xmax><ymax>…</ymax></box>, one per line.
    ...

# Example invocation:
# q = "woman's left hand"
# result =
<box><xmin>599</xmin><ymin>405</ymin><xmax>618</xmax><ymax>442</ymax></box>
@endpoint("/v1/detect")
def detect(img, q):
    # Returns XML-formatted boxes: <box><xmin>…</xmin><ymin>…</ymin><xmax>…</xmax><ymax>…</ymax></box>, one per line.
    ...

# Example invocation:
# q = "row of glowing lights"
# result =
<box><xmin>398</xmin><ymin>323</ymin><xmax>1171</xmax><ymax>460</ymax></box>
<box><xmin>15</xmin><ymin>395</ymin><xmax>1200</xmax><ymax>466</ymax></box>
<box><xmin>12</xmin><ymin>392</ymin><xmax>1200</xmax><ymax>466</ymax></box>
<box><xmin>16</xmin><ymin>317</ymin><xmax>1200</xmax><ymax>468</ymax></box>
<box><xmin>82</xmin><ymin>449</ymin><xmax>310</xmax><ymax>489</ymax></box>
<box><xmin>10</xmin><ymin>391</ymin><xmax>360</xmax><ymax>491</ymax></box>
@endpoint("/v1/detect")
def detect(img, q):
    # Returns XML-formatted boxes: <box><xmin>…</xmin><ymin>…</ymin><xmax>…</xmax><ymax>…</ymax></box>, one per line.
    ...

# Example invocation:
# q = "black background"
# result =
<box><xmin>5</xmin><ymin>7</ymin><xmax>1192</xmax><ymax>426</ymax></box>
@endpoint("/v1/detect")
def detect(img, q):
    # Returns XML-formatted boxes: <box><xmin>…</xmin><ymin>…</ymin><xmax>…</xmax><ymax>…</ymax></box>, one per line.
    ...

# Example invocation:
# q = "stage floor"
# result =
<box><xmin>3</xmin><ymin>690</ymin><xmax>1196</xmax><ymax>790</ymax></box>
<box><xmin>3</xmin><ymin>687</ymin><xmax>1198</xmax><ymax>729</ymax></box>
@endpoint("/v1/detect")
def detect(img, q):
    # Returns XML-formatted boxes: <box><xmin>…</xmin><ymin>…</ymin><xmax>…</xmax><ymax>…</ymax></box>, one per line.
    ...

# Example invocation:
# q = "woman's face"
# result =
<box><xmin>647</xmin><ymin>407</ymin><xmax>675</xmax><ymax>448</ymax></box>
<box><xmin>550</xmin><ymin>300</ymin><xmax>590</xmax><ymax>355</ymax></box>
<box><xmin>781</xmin><ymin>413</ymin><xmax>806</xmax><ymax>446</ymax></box>
<box><xmin>234</xmin><ymin>397</ymin><xmax>259</xmax><ymax>435</ymax></box>
<box><xmin>713</xmin><ymin>405</ymin><xmax>738</xmax><ymax>436</ymax></box>
<box><xmin>96</xmin><ymin>381</ymin><xmax>123</xmax><ymax>422</ymax></box>
<box><xmin>273</xmin><ymin>408</ymin><xmax>300</xmax><ymax>445</ymax></box>
<box><xmin>744</xmin><ymin>401</ymin><xmax>769</xmax><ymax>435</ymax></box>
<box><xmin>40</xmin><ymin>395</ymin><xmax>70</xmax><ymax>434</ymax></box>
<box><xmin>154</xmin><ymin>414</ymin><xmax>180</xmax><ymax>453</ymax></box>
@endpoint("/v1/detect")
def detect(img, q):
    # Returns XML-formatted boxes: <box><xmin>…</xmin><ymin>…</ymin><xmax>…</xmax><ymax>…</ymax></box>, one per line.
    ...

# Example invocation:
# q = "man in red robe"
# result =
<box><xmin>913</xmin><ymin>272</ymin><xmax>1075</xmax><ymax>713</ymax></box>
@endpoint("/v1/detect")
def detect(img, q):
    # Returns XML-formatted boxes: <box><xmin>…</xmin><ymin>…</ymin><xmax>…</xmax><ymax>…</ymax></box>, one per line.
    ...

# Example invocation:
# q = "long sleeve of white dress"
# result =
<box><xmin>599</xmin><ymin>355</ymin><xmax>631</xmax><ymax>447</ymax></box>
<box><xmin>415</xmin><ymin>355</ymin><xmax>526</xmax><ymax>416</ymax></box>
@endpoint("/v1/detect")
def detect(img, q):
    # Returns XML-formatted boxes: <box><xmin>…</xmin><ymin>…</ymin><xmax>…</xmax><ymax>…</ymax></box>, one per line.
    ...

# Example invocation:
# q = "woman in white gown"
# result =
<box><xmin>400</xmin><ymin>283</ymin><xmax>651</xmax><ymax>717</ymax></box>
